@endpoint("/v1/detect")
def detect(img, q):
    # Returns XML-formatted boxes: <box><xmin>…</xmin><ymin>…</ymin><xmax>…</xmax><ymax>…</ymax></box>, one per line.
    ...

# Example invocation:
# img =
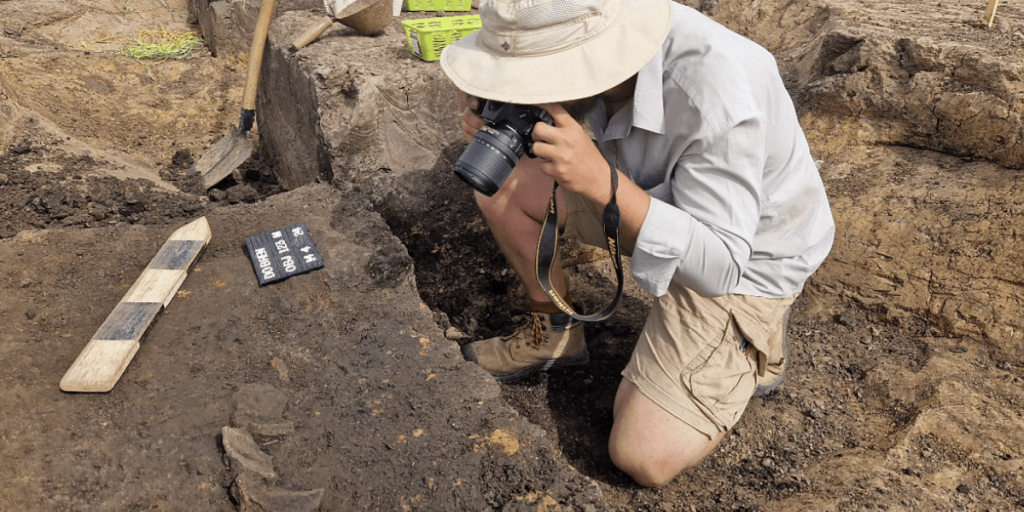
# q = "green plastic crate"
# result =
<box><xmin>401</xmin><ymin>15</ymin><xmax>481</xmax><ymax>62</ymax></box>
<box><xmin>404</xmin><ymin>0</ymin><xmax>471</xmax><ymax>11</ymax></box>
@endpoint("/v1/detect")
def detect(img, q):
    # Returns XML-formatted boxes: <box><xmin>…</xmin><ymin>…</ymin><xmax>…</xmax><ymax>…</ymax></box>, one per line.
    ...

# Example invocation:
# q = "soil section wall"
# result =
<box><xmin>256</xmin><ymin>10</ymin><xmax>464</xmax><ymax>191</ymax></box>
<box><xmin>710</xmin><ymin>0</ymin><xmax>1024</xmax><ymax>361</ymax></box>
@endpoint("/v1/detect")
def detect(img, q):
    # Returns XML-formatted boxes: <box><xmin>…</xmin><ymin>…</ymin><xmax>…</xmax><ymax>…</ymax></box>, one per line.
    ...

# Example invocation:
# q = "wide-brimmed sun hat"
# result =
<box><xmin>440</xmin><ymin>0</ymin><xmax>673</xmax><ymax>105</ymax></box>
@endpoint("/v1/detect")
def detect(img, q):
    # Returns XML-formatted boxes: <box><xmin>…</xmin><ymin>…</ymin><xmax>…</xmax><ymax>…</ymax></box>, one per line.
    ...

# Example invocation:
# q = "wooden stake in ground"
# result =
<box><xmin>60</xmin><ymin>217</ymin><xmax>211</xmax><ymax>393</ymax></box>
<box><xmin>983</xmin><ymin>0</ymin><xmax>1000</xmax><ymax>27</ymax></box>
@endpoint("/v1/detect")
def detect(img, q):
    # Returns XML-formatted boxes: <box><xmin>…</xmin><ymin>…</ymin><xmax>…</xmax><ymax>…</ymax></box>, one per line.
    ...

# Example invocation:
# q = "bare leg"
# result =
<box><xmin>475</xmin><ymin>157</ymin><xmax>569</xmax><ymax>302</ymax></box>
<box><xmin>608</xmin><ymin>379</ymin><xmax>727</xmax><ymax>487</ymax></box>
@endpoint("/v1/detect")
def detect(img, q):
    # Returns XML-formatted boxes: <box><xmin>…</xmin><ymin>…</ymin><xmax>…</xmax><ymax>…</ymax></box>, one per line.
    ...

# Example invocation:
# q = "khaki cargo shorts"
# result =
<box><xmin>561</xmin><ymin>189</ymin><xmax>797</xmax><ymax>438</ymax></box>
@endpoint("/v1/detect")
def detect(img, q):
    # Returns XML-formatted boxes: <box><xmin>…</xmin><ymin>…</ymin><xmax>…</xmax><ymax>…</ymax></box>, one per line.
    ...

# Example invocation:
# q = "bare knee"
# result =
<box><xmin>609</xmin><ymin>380</ymin><xmax>726</xmax><ymax>487</ymax></box>
<box><xmin>608</xmin><ymin>435</ymin><xmax>690</xmax><ymax>487</ymax></box>
<box><xmin>609</xmin><ymin>454</ymin><xmax>676</xmax><ymax>487</ymax></box>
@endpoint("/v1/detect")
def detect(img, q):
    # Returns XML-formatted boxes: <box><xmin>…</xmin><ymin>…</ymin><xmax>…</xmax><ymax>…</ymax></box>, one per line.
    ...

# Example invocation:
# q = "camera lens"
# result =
<box><xmin>454</xmin><ymin>125</ymin><xmax>525</xmax><ymax>196</ymax></box>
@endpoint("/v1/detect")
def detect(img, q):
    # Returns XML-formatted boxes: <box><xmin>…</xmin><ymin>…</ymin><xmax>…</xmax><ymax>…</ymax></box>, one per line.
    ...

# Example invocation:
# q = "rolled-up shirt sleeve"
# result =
<box><xmin>631</xmin><ymin>115</ymin><xmax>766</xmax><ymax>298</ymax></box>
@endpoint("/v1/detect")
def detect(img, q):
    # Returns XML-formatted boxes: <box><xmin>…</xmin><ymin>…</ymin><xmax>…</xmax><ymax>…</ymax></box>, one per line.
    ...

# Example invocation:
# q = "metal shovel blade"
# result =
<box><xmin>188</xmin><ymin>125</ymin><xmax>253</xmax><ymax>190</ymax></box>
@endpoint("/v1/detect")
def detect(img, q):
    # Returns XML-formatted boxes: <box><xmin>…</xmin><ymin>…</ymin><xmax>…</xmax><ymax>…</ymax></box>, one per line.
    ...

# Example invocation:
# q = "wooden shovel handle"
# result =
<box><xmin>291</xmin><ymin>17</ymin><xmax>335</xmax><ymax>50</ymax></box>
<box><xmin>242</xmin><ymin>0</ymin><xmax>278</xmax><ymax>112</ymax></box>
<box><xmin>983</xmin><ymin>0</ymin><xmax>1000</xmax><ymax>27</ymax></box>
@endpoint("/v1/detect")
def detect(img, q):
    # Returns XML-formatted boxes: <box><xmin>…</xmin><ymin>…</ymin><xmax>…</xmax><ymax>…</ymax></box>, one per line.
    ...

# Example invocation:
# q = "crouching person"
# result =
<box><xmin>439</xmin><ymin>0</ymin><xmax>835</xmax><ymax>487</ymax></box>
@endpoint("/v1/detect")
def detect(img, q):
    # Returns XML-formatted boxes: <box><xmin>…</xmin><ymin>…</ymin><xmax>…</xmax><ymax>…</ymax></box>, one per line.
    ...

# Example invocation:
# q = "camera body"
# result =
<box><xmin>454</xmin><ymin>100</ymin><xmax>554</xmax><ymax>196</ymax></box>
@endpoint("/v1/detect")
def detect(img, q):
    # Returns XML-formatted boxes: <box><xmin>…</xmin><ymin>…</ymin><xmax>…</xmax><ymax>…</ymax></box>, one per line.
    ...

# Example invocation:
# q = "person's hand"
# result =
<box><xmin>458</xmin><ymin>92</ymin><xmax>483</xmax><ymax>144</ymax></box>
<box><xmin>530</xmin><ymin>103</ymin><xmax>613</xmax><ymax>204</ymax></box>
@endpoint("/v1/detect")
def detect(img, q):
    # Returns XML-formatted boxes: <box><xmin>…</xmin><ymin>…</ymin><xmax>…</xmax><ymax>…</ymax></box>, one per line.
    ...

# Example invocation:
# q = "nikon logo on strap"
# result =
<box><xmin>535</xmin><ymin>160</ymin><xmax>623</xmax><ymax>323</ymax></box>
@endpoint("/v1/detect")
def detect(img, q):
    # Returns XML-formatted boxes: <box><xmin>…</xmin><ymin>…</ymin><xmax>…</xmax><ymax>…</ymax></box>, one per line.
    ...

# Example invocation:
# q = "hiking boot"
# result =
<box><xmin>752</xmin><ymin>328</ymin><xmax>789</xmax><ymax>397</ymax></box>
<box><xmin>462</xmin><ymin>311</ymin><xmax>588</xmax><ymax>382</ymax></box>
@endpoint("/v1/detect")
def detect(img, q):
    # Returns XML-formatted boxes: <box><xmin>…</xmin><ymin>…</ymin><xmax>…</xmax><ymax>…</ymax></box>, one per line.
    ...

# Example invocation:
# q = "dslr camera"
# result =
<box><xmin>454</xmin><ymin>100</ymin><xmax>554</xmax><ymax>196</ymax></box>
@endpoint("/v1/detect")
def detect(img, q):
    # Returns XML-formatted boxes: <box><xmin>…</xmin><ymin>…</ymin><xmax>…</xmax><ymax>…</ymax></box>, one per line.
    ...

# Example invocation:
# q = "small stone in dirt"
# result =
<box><xmin>226</xmin><ymin>184</ymin><xmax>260</xmax><ymax>204</ymax></box>
<box><xmin>808</xmin><ymin>408</ymin><xmax>824</xmax><ymax>419</ymax></box>
<box><xmin>171</xmin><ymin>149</ymin><xmax>194</xmax><ymax>168</ymax></box>
<box><xmin>221</xmin><ymin>426</ymin><xmax>277</xmax><ymax>479</ymax></box>
<box><xmin>209</xmin><ymin>189</ymin><xmax>228</xmax><ymax>202</ymax></box>
<box><xmin>762</xmin><ymin>457</ymin><xmax>775</xmax><ymax>468</ymax></box>
<box><xmin>445</xmin><ymin>326</ymin><xmax>466</xmax><ymax>339</ymax></box>
<box><xmin>24</xmin><ymin>310</ymin><xmax>36</xmax><ymax>320</ymax></box>
<box><xmin>231</xmin><ymin>473</ymin><xmax>324</xmax><ymax>512</ymax></box>
<box><xmin>956</xmin><ymin>483</ymin><xmax>970</xmax><ymax>494</ymax></box>
<box><xmin>10</xmin><ymin>145</ymin><xmax>31</xmax><ymax>155</ymax></box>
<box><xmin>0</xmin><ymin>173</ymin><xmax>8</xmax><ymax>184</ymax></box>
<box><xmin>950</xmin><ymin>346</ymin><xmax>967</xmax><ymax>354</ymax></box>
<box><xmin>270</xmin><ymin>357</ymin><xmax>290</xmax><ymax>381</ymax></box>
<box><xmin>835</xmin><ymin>311</ymin><xmax>858</xmax><ymax>328</ymax></box>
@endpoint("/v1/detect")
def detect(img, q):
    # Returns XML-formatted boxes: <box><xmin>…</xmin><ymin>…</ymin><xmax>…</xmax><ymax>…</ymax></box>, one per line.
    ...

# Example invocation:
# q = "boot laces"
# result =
<box><xmin>507</xmin><ymin>313</ymin><xmax>546</xmax><ymax>350</ymax></box>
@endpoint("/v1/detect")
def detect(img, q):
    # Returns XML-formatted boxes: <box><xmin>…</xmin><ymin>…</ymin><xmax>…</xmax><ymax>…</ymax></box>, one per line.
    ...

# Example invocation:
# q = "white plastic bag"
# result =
<box><xmin>323</xmin><ymin>0</ymin><xmax>359</xmax><ymax>17</ymax></box>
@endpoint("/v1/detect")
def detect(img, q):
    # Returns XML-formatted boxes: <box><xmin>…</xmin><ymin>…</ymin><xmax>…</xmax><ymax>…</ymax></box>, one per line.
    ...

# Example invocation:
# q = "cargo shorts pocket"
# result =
<box><xmin>681</xmin><ymin>318</ymin><xmax>758</xmax><ymax>431</ymax></box>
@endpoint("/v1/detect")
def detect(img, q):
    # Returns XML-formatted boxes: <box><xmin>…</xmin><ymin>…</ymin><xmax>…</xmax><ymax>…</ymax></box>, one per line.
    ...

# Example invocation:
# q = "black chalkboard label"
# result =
<box><xmin>245</xmin><ymin>223</ymin><xmax>324</xmax><ymax>286</ymax></box>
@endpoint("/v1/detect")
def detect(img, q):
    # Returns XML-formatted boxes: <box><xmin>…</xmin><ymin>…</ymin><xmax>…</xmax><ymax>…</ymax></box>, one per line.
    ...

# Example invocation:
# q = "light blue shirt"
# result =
<box><xmin>588</xmin><ymin>4</ymin><xmax>835</xmax><ymax>299</ymax></box>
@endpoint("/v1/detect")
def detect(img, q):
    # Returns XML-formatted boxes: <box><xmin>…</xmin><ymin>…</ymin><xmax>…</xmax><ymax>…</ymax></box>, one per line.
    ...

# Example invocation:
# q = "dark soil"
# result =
<box><xmin>377</xmin><ymin>150</ymin><xmax>1012</xmax><ymax>512</ymax></box>
<box><xmin>3</xmin><ymin>0</ymin><xmax>1024</xmax><ymax>509</ymax></box>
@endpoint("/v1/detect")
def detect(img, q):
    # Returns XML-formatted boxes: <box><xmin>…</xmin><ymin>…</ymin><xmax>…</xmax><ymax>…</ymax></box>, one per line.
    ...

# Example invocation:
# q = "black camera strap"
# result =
<box><xmin>535</xmin><ymin>159</ymin><xmax>623</xmax><ymax>322</ymax></box>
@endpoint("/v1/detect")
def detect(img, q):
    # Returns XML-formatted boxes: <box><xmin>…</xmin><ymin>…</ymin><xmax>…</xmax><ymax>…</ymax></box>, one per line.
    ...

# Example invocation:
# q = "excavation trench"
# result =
<box><xmin>249</xmin><ymin>1</ymin><xmax>1024</xmax><ymax>507</ymax></box>
<box><xmin>246</xmin><ymin>1</ymin><xmax>1024</xmax><ymax>508</ymax></box>
<box><xmin>247</xmin><ymin>0</ymin><xmax>1024</xmax><ymax>362</ymax></box>
<box><xmin>0</xmin><ymin>0</ymin><xmax>1023</xmax><ymax>509</ymax></box>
